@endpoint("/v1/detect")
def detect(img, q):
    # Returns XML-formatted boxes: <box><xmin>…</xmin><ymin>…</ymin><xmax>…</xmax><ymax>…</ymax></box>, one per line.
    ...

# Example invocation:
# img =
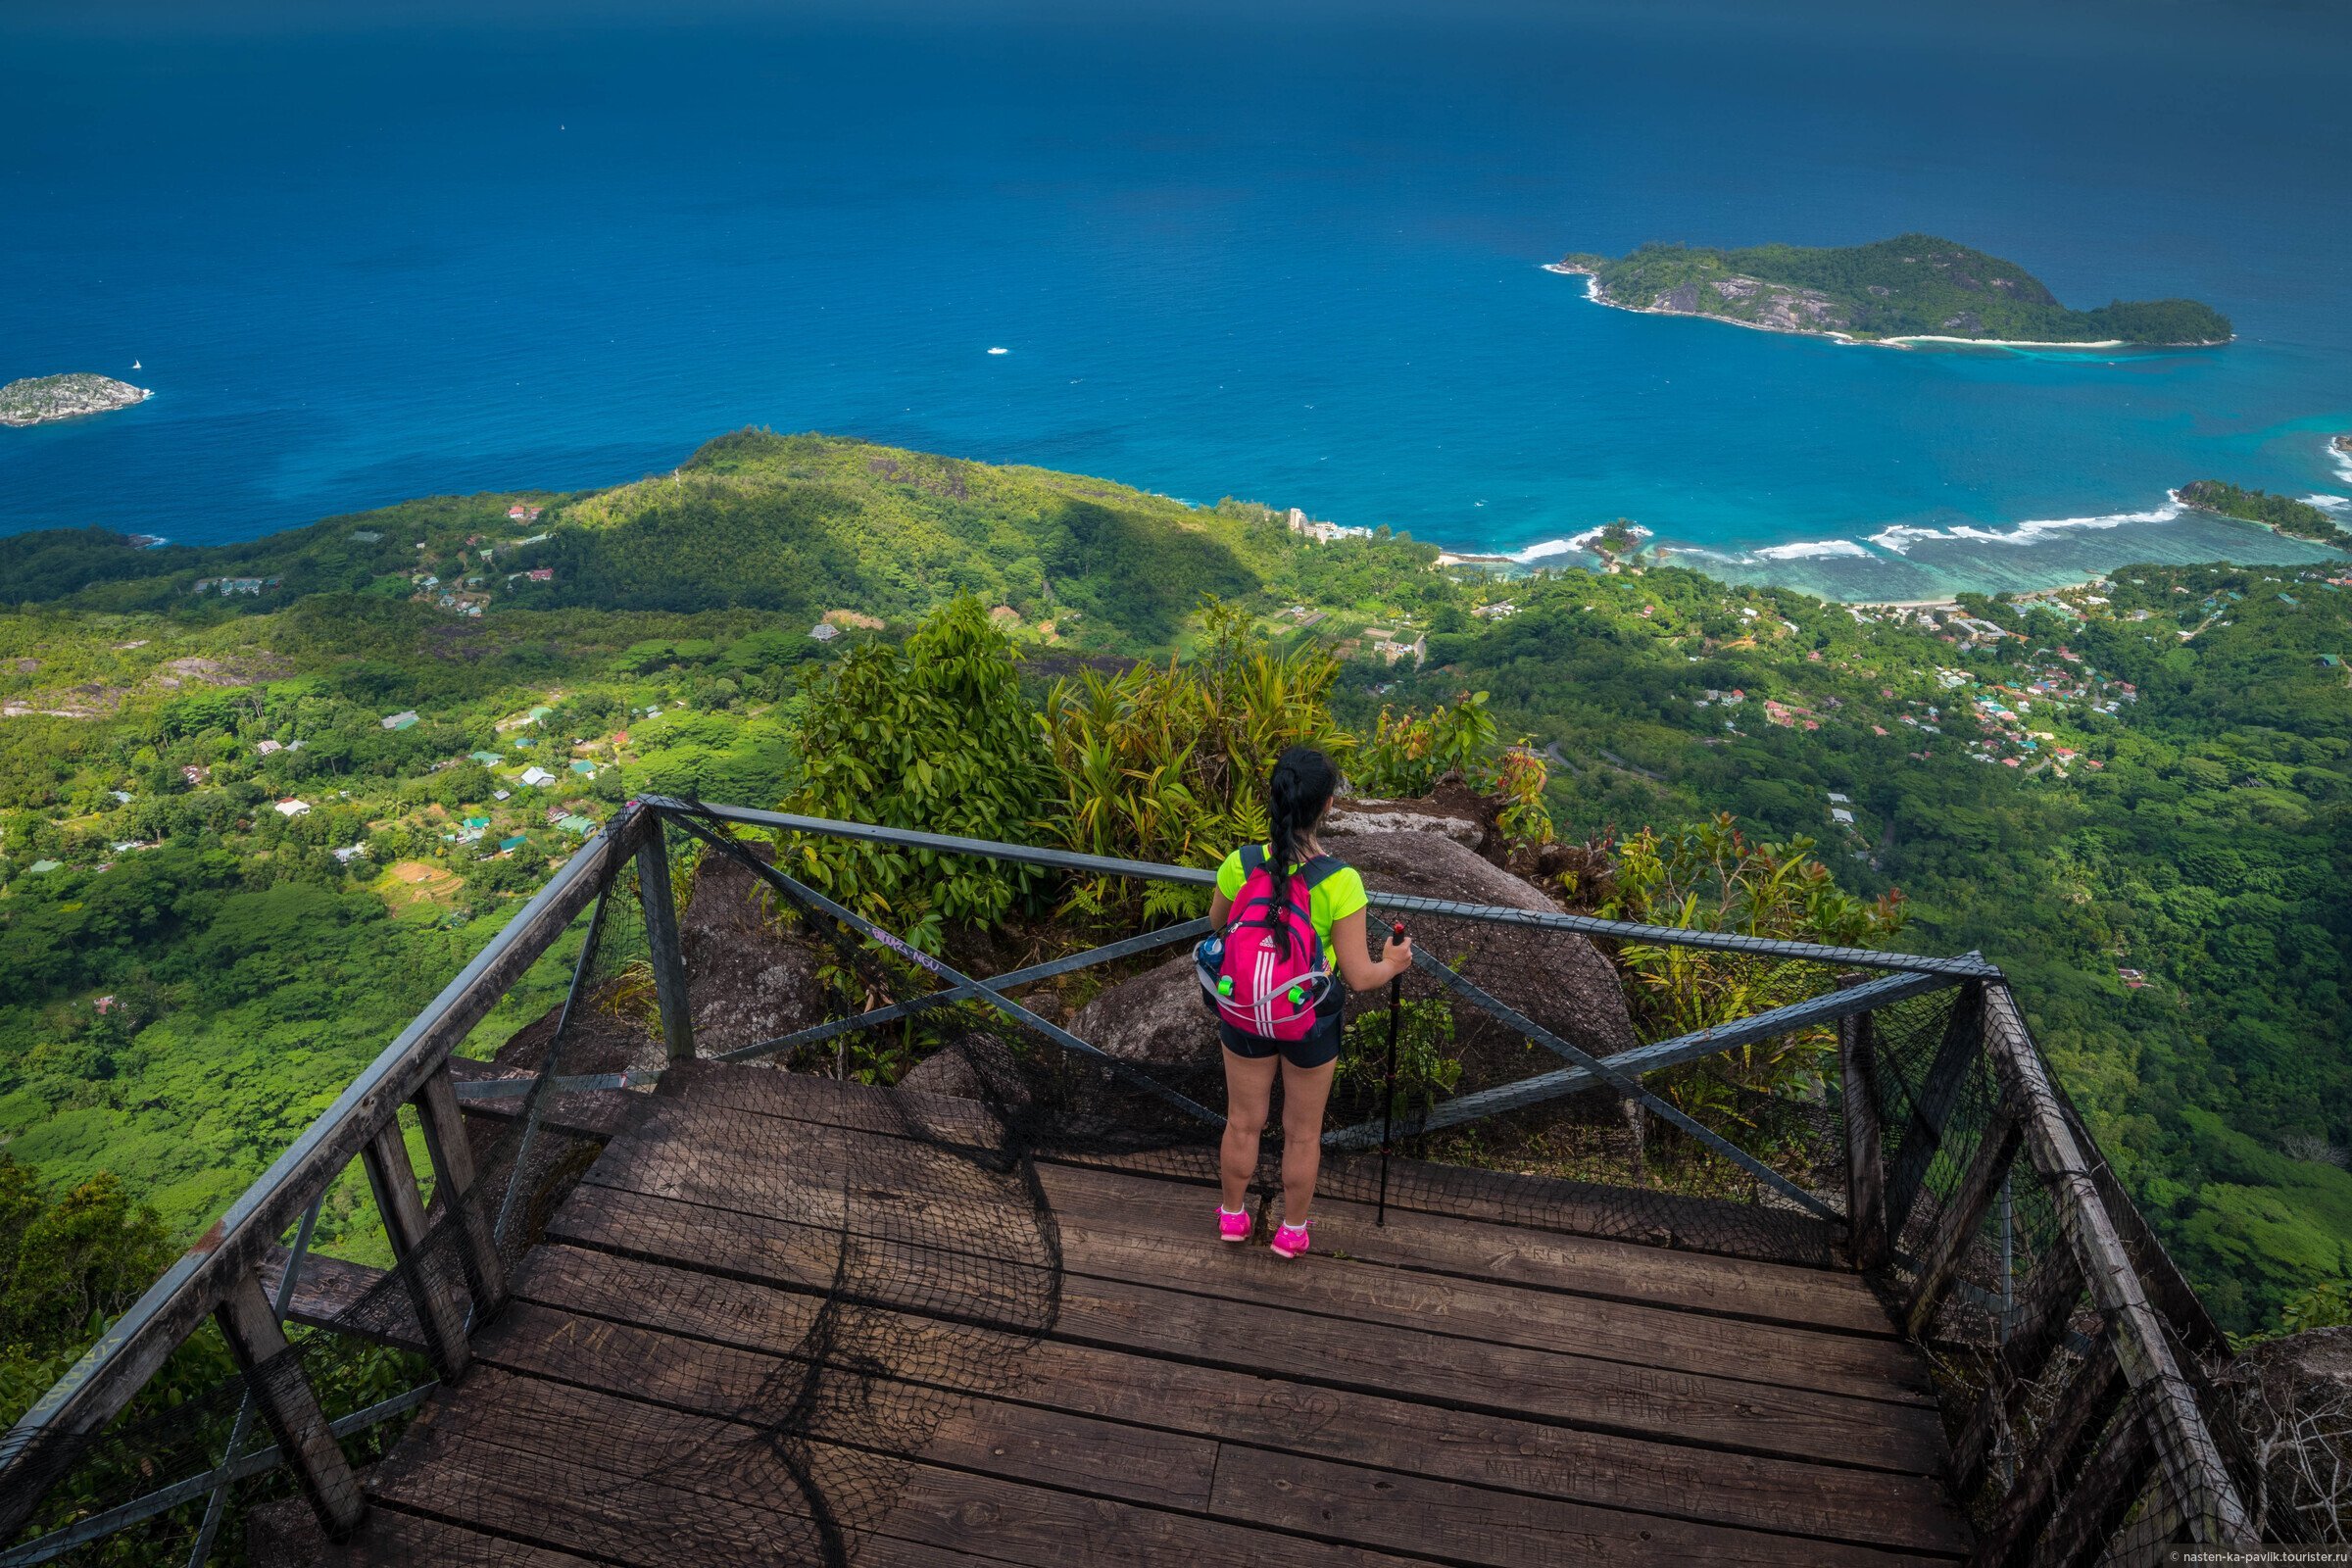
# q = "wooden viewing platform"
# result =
<box><xmin>7</xmin><ymin>805</ymin><xmax>2260</xmax><ymax>1564</ymax></box>
<box><xmin>282</xmin><ymin>1059</ymin><xmax>1967</xmax><ymax>1567</ymax></box>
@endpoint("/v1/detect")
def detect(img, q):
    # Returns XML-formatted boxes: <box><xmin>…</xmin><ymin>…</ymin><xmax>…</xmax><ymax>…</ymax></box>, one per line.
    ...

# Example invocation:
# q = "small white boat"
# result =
<box><xmin>131</xmin><ymin>360</ymin><xmax>141</xmax><ymax>369</ymax></box>
<box><xmin>987</xmin><ymin>347</ymin><xmax>1008</xmax><ymax>355</ymax></box>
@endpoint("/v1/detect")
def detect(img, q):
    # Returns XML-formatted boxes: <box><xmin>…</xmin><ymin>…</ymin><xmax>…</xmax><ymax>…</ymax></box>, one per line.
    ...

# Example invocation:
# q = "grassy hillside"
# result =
<box><xmin>1</xmin><ymin>430</ymin><xmax>1299</xmax><ymax>647</ymax></box>
<box><xmin>1573</xmin><ymin>234</ymin><xmax>2231</xmax><ymax>345</ymax></box>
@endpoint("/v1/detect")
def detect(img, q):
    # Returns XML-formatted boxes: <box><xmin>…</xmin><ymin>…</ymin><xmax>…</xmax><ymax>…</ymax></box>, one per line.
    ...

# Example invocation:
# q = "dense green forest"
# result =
<box><xmin>2180</xmin><ymin>479</ymin><xmax>2350</xmax><ymax>544</ymax></box>
<box><xmin>1</xmin><ymin>431</ymin><xmax>2346</xmax><ymax>1368</ymax></box>
<box><xmin>1568</xmin><ymin>234</ymin><xmax>2233</xmax><ymax>345</ymax></box>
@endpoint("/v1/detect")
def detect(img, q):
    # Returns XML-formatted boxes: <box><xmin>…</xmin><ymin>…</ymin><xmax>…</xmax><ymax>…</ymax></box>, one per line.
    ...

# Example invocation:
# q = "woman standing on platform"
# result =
<box><xmin>1199</xmin><ymin>746</ymin><xmax>1413</xmax><ymax>1258</ymax></box>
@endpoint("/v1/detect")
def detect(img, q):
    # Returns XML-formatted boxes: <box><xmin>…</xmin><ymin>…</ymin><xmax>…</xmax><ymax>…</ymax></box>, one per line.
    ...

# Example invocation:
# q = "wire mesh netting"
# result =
<box><xmin>4</xmin><ymin>805</ymin><xmax>2282</xmax><ymax>1564</ymax></box>
<box><xmin>0</xmin><ymin>873</ymin><xmax>645</xmax><ymax>1566</ymax></box>
<box><xmin>1857</xmin><ymin>979</ymin><xmax>2282</xmax><ymax>1558</ymax></box>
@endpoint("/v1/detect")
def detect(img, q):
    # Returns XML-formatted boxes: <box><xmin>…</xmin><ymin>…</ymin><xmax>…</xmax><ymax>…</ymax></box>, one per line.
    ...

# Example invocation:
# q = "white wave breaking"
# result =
<box><xmin>1507</xmin><ymin>522</ymin><xmax>1649</xmax><ymax>564</ymax></box>
<box><xmin>1753</xmin><ymin>538</ymin><xmax>1870</xmax><ymax>561</ymax></box>
<box><xmin>2304</xmin><ymin>493</ymin><xmax>2350</xmax><ymax>514</ymax></box>
<box><xmin>1868</xmin><ymin>499</ymin><xmax>2185</xmax><ymax>555</ymax></box>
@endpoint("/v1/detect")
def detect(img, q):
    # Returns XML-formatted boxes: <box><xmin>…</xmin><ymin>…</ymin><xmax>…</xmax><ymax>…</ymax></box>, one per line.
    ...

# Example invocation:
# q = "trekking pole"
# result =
<box><xmin>1377</xmin><ymin>921</ymin><xmax>1405</xmax><ymax>1228</ymax></box>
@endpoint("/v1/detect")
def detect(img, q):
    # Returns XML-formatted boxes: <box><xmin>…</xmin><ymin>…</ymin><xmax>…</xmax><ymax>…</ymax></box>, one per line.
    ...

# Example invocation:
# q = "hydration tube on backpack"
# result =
<box><xmin>1196</xmin><ymin>845</ymin><xmax>1342</xmax><ymax>1042</ymax></box>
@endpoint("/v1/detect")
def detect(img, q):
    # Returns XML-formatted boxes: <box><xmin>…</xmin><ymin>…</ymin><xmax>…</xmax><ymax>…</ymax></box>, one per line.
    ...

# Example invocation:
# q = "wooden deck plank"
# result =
<box><xmin>329</xmin><ymin>1509</ymin><xmax>607</xmax><ymax>1566</ymax></box>
<box><xmin>256</xmin><ymin>1246</ymin><xmax>423</xmax><ymax>1353</ymax></box>
<box><xmin>544</xmin><ymin>1180</ymin><xmax>1949</xmax><ymax>1474</ymax></box>
<box><xmin>1208</xmin><ymin>1447</ymin><xmax>1932</xmax><ymax>1567</ymax></box>
<box><xmin>373</xmin><ymin>1369</ymin><xmax>1445</xmax><ymax>1568</ymax></box>
<box><xmin>472</xmin><ymin>1300</ymin><xmax>1220</xmax><ymax>1513</ymax></box>
<box><xmin>1047</xmin><ymin>1153</ymin><xmax>1897</xmax><ymax>1336</ymax></box>
<box><xmin>501</xmin><ymin>1247</ymin><xmax>1969</xmax><ymax>1555</ymax></box>
<box><xmin>1036</xmin><ymin>1162</ymin><xmax>1928</xmax><ymax>1400</ymax></box>
<box><xmin>338</xmin><ymin>1062</ymin><xmax>1962</xmax><ymax>1566</ymax></box>
<box><xmin>605</xmin><ymin>1091</ymin><xmax>1894</xmax><ymax>1336</ymax></box>
<box><xmin>574</xmin><ymin>1111</ymin><xmax>1928</xmax><ymax>1406</ymax></box>
<box><xmin>658</xmin><ymin>1058</ymin><xmax>1850</xmax><ymax>1265</ymax></box>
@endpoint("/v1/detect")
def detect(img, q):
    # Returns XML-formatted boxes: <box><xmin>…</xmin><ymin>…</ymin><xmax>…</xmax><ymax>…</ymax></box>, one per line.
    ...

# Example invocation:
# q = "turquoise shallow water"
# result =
<box><xmin>3</xmin><ymin>1</ymin><xmax>2348</xmax><ymax>598</ymax></box>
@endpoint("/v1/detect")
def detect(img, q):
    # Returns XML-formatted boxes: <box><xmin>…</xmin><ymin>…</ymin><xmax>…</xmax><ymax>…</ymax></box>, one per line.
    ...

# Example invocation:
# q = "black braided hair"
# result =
<box><xmin>1263</xmin><ymin>746</ymin><xmax>1338</xmax><ymax>956</ymax></box>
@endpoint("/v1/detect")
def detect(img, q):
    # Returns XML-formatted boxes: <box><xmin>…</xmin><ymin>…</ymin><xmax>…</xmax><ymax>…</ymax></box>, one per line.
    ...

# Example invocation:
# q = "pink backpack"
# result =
<box><xmin>1197</xmin><ymin>846</ymin><xmax>1342</xmax><ymax>1041</ymax></box>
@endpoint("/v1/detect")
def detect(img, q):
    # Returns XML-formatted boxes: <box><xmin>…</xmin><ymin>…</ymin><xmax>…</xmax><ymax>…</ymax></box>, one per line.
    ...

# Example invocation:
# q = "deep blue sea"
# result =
<box><xmin>5</xmin><ymin>0</ymin><xmax>2349</xmax><ymax>600</ymax></box>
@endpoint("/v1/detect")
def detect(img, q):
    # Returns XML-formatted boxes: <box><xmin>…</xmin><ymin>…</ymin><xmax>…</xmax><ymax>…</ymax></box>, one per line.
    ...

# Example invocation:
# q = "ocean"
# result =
<box><xmin>4</xmin><ymin>0</ymin><xmax>2349</xmax><ymax>601</ymax></box>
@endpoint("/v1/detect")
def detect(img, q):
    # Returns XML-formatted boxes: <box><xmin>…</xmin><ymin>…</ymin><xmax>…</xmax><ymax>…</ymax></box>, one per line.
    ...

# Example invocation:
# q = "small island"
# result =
<box><xmin>0</xmin><ymin>373</ymin><xmax>153</xmax><ymax>428</ymax></box>
<box><xmin>1548</xmin><ymin>235</ymin><xmax>2231</xmax><ymax>348</ymax></box>
<box><xmin>2177</xmin><ymin>479</ymin><xmax>2348</xmax><ymax>545</ymax></box>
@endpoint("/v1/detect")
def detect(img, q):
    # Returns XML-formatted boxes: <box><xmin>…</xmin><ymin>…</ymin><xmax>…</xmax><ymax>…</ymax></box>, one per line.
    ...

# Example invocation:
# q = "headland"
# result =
<box><xmin>1550</xmin><ymin>235</ymin><xmax>2232</xmax><ymax>349</ymax></box>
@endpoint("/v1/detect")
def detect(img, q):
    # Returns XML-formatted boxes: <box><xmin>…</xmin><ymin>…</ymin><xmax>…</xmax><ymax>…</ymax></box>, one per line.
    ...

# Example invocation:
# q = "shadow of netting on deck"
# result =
<box><xmin>304</xmin><ymin>847</ymin><xmax>1066</xmax><ymax>1567</ymax></box>
<box><xmin>877</xmin><ymin>953</ymin><xmax>1864</xmax><ymax>1270</ymax></box>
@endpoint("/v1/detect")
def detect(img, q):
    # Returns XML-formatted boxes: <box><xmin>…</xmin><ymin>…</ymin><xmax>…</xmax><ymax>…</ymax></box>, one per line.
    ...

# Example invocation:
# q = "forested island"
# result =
<box><xmin>0</xmin><ymin>372</ymin><xmax>152</xmax><ymax>428</ymax></box>
<box><xmin>2180</xmin><ymin>479</ymin><xmax>2350</xmax><ymax>544</ymax></box>
<box><xmin>1551</xmin><ymin>234</ymin><xmax>2233</xmax><ymax>346</ymax></box>
<box><xmin>1</xmin><ymin>430</ymin><xmax>2347</xmax><ymax>1390</ymax></box>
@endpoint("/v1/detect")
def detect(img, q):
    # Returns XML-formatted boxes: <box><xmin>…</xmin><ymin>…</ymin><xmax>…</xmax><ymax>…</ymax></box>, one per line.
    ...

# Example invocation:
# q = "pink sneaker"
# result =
<box><xmin>1270</xmin><ymin>1220</ymin><xmax>1311</xmax><ymax>1259</ymax></box>
<box><xmin>1216</xmin><ymin>1206</ymin><xmax>1251</xmax><ymax>1244</ymax></box>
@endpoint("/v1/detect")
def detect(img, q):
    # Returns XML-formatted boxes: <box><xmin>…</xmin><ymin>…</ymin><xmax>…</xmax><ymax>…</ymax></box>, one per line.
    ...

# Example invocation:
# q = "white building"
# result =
<box><xmin>1284</xmin><ymin>506</ymin><xmax>1371</xmax><ymax>544</ymax></box>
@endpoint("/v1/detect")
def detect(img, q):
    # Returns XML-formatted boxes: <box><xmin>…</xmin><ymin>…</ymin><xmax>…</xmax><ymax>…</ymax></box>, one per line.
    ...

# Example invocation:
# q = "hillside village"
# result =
<box><xmin>0</xmin><ymin>437</ymin><xmax>2347</xmax><ymax>1351</ymax></box>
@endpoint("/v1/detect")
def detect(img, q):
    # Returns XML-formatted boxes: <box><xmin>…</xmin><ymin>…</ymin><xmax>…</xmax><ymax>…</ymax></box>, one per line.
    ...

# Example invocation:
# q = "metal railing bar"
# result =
<box><xmin>1385</xmin><ymin>951</ymin><xmax>1840</xmax><ymax>1221</ymax></box>
<box><xmin>643</xmin><ymin>797</ymin><xmax>1218</xmax><ymax>888</ymax></box>
<box><xmin>183</xmin><ymin>1195</ymin><xmax>325</xmax><ymax>1567</ymax></box>
<box><xmin>0</xmin><ymin>1384</ymin><xmax>436</xmax><ymax>1568</ymax></box>
<box><xmin>0</xmin><ymin>808</ymin><xmax>645</xmax><ymax>1532</ymax></box>
<box><xmin>454</xmin><ymin>1070</ymin><xmax>650</xmax><ymax>1101</ymax></box>
<box><xmin>1362</xmin><ymin>893</ymin><xmax>1996</xmax><ymax>978</ymax></box>
<box><xmin>665</xmin><ymin>808</ymin><xmax>1226</xmax><ymax>1131</ymax></box>
<box><xmin>643</xmin><ymin>799</ymin><xmax>2000</xmax><ymax>979</ymax></box>
<box><xmin>1324</xmin><ymin>966</ymin><xmax>1952</xmax><ymax>1150</ymax></box>
<box><xmin>714</xmin><ymin>917</ymin><xmax>1214</xmax><ymax>1064</ymax></box>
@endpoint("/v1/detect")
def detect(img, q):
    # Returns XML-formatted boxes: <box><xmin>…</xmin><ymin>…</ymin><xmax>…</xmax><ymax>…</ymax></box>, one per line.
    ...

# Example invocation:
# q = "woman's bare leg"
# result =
<box><xmin>1220</xmin><ymin>1048</ymin><xmax>1279</xmax><ymax>1213</ymax></box>
<box><xmin>1277</xmin><ymin>1056</ymin><xmax>1338</xmax><ymax>1226</ymax></box>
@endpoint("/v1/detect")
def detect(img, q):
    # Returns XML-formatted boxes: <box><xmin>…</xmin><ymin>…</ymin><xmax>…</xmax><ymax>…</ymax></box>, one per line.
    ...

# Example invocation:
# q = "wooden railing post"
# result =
<box><xmin>634</xmin><ymin>814</ymin><xmax>695</xmax><ymax>1064</ymax></box>
<box><xmin>415</xmin><ymin>1063</ymin><xmax>507</xmax><ymax>1316</ymax></box>
<box><xmin>1950</xmin><ymin>1249</ymin><xmax>2084</xmax><ymax>1501</ymax></box>
<box><xmin>2023</xmin><ymin>1381</ymin><xmax>2156</xmax><ymax>1568</ymax></box>
<box><xmin>1969</xmin><ymin>1336</ymin><xmax>2131</xmax><ymax>1566</ymax></box>
<box><xmin>1905</xmin><ymin>1105</ymin><xmax>2022</xmax><ymax>1339</ymax></box>
<box><xmin>215</xmin><ymin>1269</ymin><xmax>365</xmax><ymax>1540</ymax></box>
<box><xmin>1884</xmin><ymin>979</ymin><xmax>1985</xmax><ymax>1242</ymax></box>
<box><xmin>361</xmin><ymin>1122</ymin><xmax>473</xmax><ymax>1382</ymax></box>
<box><xmin>1979</xmin><ymin>984</ymin><xmax>2255</xmax><ymax>1547</ymax></box>
<box><xmin>1836</xmin><ymin>974</ymin><xmax>1889</xmax><ymax>1271</ymax></box>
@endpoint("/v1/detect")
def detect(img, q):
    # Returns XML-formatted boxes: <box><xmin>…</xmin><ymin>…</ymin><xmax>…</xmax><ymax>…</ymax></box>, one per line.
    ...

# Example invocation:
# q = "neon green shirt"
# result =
<box><xmin>1215</xmin><ymin>845</ymin><xmax>1369</xmax><ymax>957</ymax></box>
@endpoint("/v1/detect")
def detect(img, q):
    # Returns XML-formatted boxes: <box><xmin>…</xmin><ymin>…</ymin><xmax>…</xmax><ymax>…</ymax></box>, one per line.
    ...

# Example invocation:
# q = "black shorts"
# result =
<box><xmin>1219</xmin><ymin>1009</ymin><xmax>1344</xmax><ymax>1070</ymax></box>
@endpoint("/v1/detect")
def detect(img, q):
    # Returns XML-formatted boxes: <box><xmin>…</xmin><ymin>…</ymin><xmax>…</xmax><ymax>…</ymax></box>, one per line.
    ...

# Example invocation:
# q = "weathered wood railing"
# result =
<box><xmin>0</xmin><ymin>804</ymin><xmax>674</xmax><ymax>1558</ymax></box>
<box><xmin>0</xmin><ymin>800</ymin><xmax>2263</xmax><ymax>1564</ymax></box>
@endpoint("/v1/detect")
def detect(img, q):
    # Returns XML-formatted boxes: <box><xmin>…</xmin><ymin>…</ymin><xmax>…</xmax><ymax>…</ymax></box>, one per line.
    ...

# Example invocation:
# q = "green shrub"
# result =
<box><xmin>1348</xmin><ymin>690</ymin><xmax>1497</xmax><ymax>798</ymax></box>
<box><xmin>1043</xmin><ymin>602</ymin><xmax>1349</xmax><ymax>920</ymax></box>
<box><xmin>776</xmin><ymin>596</ymin><xmax>1054</xmax><ymax>950</ymax></box>
<box><xmin>1601</xmin><ymin>814</ymin><xmax>1905</xmax><ymax>1120</ymax></box>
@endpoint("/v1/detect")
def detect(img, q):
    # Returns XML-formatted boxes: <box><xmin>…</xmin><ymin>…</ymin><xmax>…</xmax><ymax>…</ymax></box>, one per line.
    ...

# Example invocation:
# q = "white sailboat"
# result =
<box><xmin>131</xmin><ymin>360</ymin><xmax>141</xmax><ymax>370</ymax></box>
